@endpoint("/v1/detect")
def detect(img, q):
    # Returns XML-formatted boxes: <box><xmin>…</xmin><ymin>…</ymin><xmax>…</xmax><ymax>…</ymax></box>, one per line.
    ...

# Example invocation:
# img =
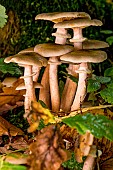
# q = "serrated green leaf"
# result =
<box><xmin>87</xmin><ymin>78</ymin><xmax>101</xmax><ymax>92</ymax></box>
<box><xmin>0</xmin><ymin>58</ymin><xmax>22</xmax><ymax>76</ymax></box>
<box><xmin>0</xmin><ymin>161</ymin><xmax>26</xmax><ymax>170</ymax></box>
<box><xmin>87</xmin><ymin>75</ymin><xmax>111</xmax><ymax>93</ymax></box>
<box><xmin>62</xmin><ymin>113</ymin><xmax>113</xmax><ymax>141</ymax></box>
<box><xmin>104</xmin><ymin>67</ymin><xmax>113</xmax><ymax>77</ymax></box>
<box><xmin>0</xmin><ymin>4</ymin><xmax>8</xmax><ymax>28</ymax></box>
<box><xmin>100</xmin><ymin>88</ymin><xmax>113</xmax><ymax>104</ymax></box>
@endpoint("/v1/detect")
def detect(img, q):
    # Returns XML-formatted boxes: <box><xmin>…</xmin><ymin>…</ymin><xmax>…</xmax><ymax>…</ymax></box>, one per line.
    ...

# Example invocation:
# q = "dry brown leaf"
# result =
<box><xmin>9</xmin><ymin>136</ymin><xmax>28</xmax><ymax>150</ymax></box>
<box><xmin>28</xmin><ymin>101</ymin><xmax>55</xmax><ymax>132</ymax></box>
<box><xmin>0</xmin><ymin>116</ymin><xmax>24</xmax><ymax>136</ymax></box>
<box><xmin>27</xmin><ymin>125</ymin><xmax>69</xmax><ymax>170</ymax></box>
<box><xmin>0</xmin><ymin>78</ymin><xmax>25</xmax><ymax>106</ymax></box>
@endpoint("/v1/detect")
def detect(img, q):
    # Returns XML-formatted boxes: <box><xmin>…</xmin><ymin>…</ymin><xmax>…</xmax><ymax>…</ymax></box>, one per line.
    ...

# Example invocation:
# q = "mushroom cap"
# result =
<box><xmin>83</xmin><ymin>40</ymin><xmax>109</xmax><ymax>49</ymax></box>
<box><xmin>34</xmin><ymin>43</ymin><xmax>74</xmax><ymax>57</ymax></box>
<box><xmin>18</xmin><ymin>47</ymin><xmax>34</xmax><ymax>54</ymax></box>
<box><xmin>35</xmin><ymin>12</ymin><xmax>91</xmax><ymax>23</ymax></box>
<box><xmin>16</xmin><ymin>82</ymin><xmax>43</xmax><ymax>90</ymax></box>
<box><xmin>4</xmin><ymin>52</ymin><xmax>48</xmax><ymax>67</ymax></box>
<box><xmin>2</xmin><ymin>77</ymin><xmax>17</xmax><ymax>87</ymax></box>
<box><xmin>54</xmin><ymin>18</ymin><xmax>102</xmax><ymax>28</ymax></box>
<box><xmin>60</xmin><ymin>50</ymin><xmax>107</xmax><ymax>63</ymax></box>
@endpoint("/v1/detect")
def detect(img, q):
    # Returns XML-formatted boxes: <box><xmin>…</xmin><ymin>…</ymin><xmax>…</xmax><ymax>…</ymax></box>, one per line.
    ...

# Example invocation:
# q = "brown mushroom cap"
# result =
<box><xmin>83</xmin><ymin>40</ymin><xmax>109</xmax><ymax>49</ymax></box>
<box><xmin>16</xmin><ymin>82</ymin><xmax>43</xmax><ymax>90</ymax></box>
<box><xmin>34</xmin><ymin>43</ymin><xmax>74</xmax><ymax>57</ymax></box>
<box><xmin>4</xmin><ymin>52</ymin><xmax>48</xmax><ymax>67</ymax></box>
<box><xmin>35</xmin><ymin>12</ymin><xmax>91</xmax><ymax>23</ymax></box>
<box><xmin>60</xmin><ymin>50</ymin><xmax>107</xmax><ymax>63</ymax></box>
<box><xmin>54</xmin><ymin>18</ymin><xmax>102</xmax><ymax>28</ymax></box>
<box><xmin>18</xmin><ymin>47</ymin><xmax>34</xmax><ymax>53</ymax></box>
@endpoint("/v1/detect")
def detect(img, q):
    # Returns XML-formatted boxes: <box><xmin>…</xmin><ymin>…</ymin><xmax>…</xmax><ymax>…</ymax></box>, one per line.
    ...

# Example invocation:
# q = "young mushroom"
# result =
<box><xmin>34</xmin><ymin>43</ymin><xmax>74</xmax><ymax>112</ymax></box>
<box><xmin>4</xmin><ymin>52</ymin><xmax>47</xmax><ymax>118</ymax></box>
<box><xmin>60</xmin><ymin>50</ymin><xmax>107</xmax><ymax>111</ymax></box>
<box><xmin>18</xmin><ymin>47</ymin><xmax>41</xmax><ymax>82</ymax></box>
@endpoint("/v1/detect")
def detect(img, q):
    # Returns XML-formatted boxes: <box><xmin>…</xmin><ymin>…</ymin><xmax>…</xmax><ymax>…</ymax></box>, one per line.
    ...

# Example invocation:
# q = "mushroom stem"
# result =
<box><xmin>49</xmin><ymin>57</ymin><xmax>60</xmax><ymax>112</ymax></box>
<box><xmin>39</xmin><ymin>65</ymin><xmax>51</xmax><ymax>108</ymax></box>
<box><xmin>32</xmin><ymin>66</ymin><xmax>41</xmax><ymax>82</ymax></box>
<box><xmin>60</xmin><ymin>64</ymin><xmax>79</xmax><ymax>112</ymax></box>
<box><xmin>82</xmin><ymin>155</ymin><xmax>96</xmax><ymax>170</ymax></box>
<box><xmin>70</xmin><ymin>27</ymin><xmax>84</xmax><ymax>49</ymax></box>
<box><xmin>54</xmin><ymin>28</ymin><xmax>68</xmax><ymax>44</ymax></box>
<box><xmin>24</xmin><ymin>65</ymin><xmax>36</xmax><ymax>118</ymax></box>
<box><xmin>71</xmin><ymin>62</ymin><xmax>88</xmax><ymax>111</ymax></box>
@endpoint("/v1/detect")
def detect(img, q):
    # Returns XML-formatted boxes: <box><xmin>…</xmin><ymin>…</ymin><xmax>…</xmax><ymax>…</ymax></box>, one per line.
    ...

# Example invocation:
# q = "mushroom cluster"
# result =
<box><xmin>4</xmin><ymin>11</ymin><xmax>109</xmax><ymax>169</ymax></box>
<box><xmin>4</xmin><ymin>11</ymin><xmax>108</xmax><ymax>118</ymax></box>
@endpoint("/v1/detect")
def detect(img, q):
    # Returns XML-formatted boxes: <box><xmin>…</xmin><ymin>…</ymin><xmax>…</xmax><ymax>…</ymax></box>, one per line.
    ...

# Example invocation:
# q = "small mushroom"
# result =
<box><xmin>4</xmin><ymin>52</ymin><xmax>47</xmax><ymax>118</ymax></box>
<box><xmin>16</xmin><ymin>82</ymin><xmax>43</xmax><ymax>90</ymax></box>
<box><xmin>34</xmin><ymin>43</ymin><xmax>74</xmax><ymax>112</ymax></box>
<box><xmin>18</xmin><ymin>47</ymin><xmax>41</xmax><ymax>82</ymax></box>
<box><xmin>60</xmin><ymin>50</ymin><xmax>107</xmax><ymax>111</ymax></box>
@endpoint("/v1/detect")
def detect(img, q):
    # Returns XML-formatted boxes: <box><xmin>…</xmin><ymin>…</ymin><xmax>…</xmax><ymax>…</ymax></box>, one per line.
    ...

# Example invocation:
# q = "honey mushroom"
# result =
<box><xmin>60</xmin><ymin>50</ymin><xmax>107</xmax><ymax>111</ymax></box>
<box><xmin>54</xmin><ymin>17</ymin><xmax>105</xmax><ymax>112</ymax></box>
<box><xmin>35</xmin><ymin>12</ymin><xmax>91</xmax><ymax>110</ymax></box>
<box><xmin>18</xmin><ymin>47</ymin><xmax>43</xmax><ymax>82</ymax></box>
<box><xmin>4</xmin><ymin>52</ymin><xmax>47</xmax><ymax>118</ymax></box>
<box><xmin>34</xmin><ymin>43</ymin><xmax>74</xmax><ymax>112</ymax></box>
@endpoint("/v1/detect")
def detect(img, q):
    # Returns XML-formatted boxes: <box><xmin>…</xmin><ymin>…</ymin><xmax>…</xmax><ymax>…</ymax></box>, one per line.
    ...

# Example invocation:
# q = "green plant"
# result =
<box><xmin>0</xmin><ymin>4</ymin><xmax>8</xmax><ymax>28</ymax></box>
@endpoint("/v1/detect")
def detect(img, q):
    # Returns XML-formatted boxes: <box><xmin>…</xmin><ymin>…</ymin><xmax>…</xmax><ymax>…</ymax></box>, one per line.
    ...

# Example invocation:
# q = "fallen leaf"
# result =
<box><xmin>27</xmin><ymin>125</ymin><xmax>69</xmax><ymax>170</ymax></box>
<box><xmin>0</xmin><ymin>116</ymin><xmax>24</xmax><ymax>136</ymax></box>
<box><xmin>0</xmin><ymin>78</ymin><xmax>25</xmax><ymax>107</ymax></box>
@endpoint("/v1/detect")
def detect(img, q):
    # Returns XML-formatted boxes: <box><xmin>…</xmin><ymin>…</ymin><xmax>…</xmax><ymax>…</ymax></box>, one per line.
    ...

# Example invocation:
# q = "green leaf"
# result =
<box><xmin>106</xmin><ymin>36</ymin><xmax>113</xmax><ymax>45</ymax></box>
<box><xmin>0</xmin><ymin>58</ymin><xmax>22</xmax><ymax>76</ymax></box>
<box><xmin>87</xmin><ymin>75</ymin><xmax>111</xmax><ymax>92</ymax></box>
<box><xmin>62</xmin><ymin>113</ymin><xmax>113</xmax><ymax>141</ymax></box>
<box><xmin>95</xmin><ymin>76</ymin><xmax>111</xmax><ymax>84</ymax></box>
<box><xmin>100</xmin><ymin>30</ymin><xmax>113</xmax><ymax>34</ymax></box>
<box><xmin>0</xmin><ymin>161</ymin><xmax>27</xmax><ymax>170</ymax></box>
<box><xmin>104</xmin><ymin>67</ymin><xmax>113</xmax><ymax>77</ymax></box>
<box><xmin>87</xmin><ymin>79</ymin><xmax>101</xmax><ymax>92</ymax></box>
<box><xmin>60</xmin><ymin>71</ymin><xmax>78</xmax><ymax>83</ymax></box>
<box><xmin>0</xmin><ymin>4</ymin><xmax>8</xmax><ymax>28</ymax></box>
<box><xmin>100</xmin><ymin>88</ymin><xmax>113</xmax><ymax>104</ymax></box>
